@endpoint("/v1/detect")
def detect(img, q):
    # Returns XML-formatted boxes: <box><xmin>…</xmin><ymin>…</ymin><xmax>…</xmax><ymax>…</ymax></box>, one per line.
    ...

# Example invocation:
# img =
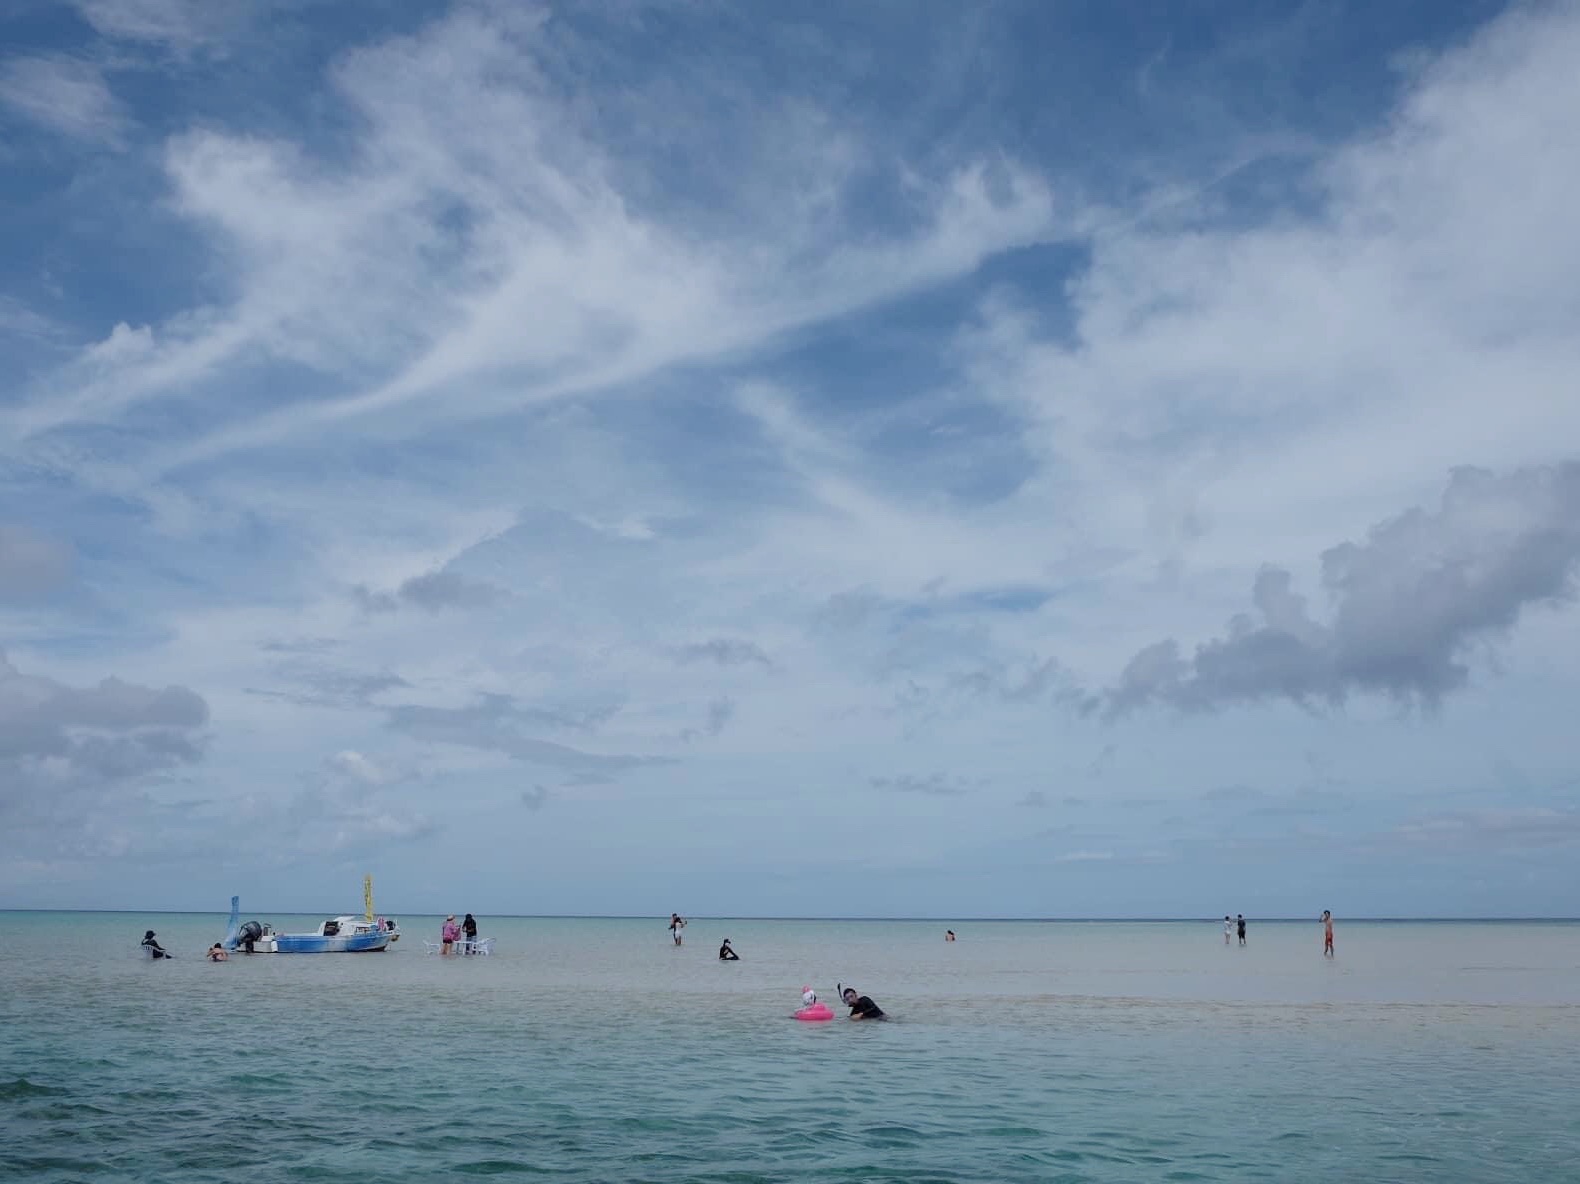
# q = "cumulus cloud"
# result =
<box><xmin>0</xmin><ymin>649</ymin><xmax>209</xmax><ymax>838</ymax></box>
<box><xmin>0</xmin><ymin>525</ymin><xmax>74</xmax><ymax>602</ymax></box>
<box><xmin>1109</xmin><ymin>464</ymin><xmax>1580</xmax><ymax>713</ymax></box>
<box><xmin>354</xmin><ymin>569</ymin><xmax>504</xmax><ymax>613</ymax></box>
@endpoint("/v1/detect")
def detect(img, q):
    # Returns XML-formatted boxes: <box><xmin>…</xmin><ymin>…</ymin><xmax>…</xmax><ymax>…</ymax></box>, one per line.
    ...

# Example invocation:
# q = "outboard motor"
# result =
<box><xmin>236</xmin><ymin>919</ymin><xmax>265</xmax><ymax>953</ymax></box>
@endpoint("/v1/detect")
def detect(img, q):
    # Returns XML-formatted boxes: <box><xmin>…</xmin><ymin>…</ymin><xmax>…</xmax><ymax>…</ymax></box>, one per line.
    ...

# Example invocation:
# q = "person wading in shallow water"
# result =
<box><xmin>840</xmin><ymin>986</ymin><xmax>885</xmax><ymax>1020</ymax></box>
<box><xmin>1322</xmin><ymin>911</ymin><xmax>1335</xmax><ymax>958</ymax></box>
<box><xmin>669</xmin><ymin>913</ymin><xmax>686</xmax><ymax>946</ymax></box>
<box><xmin>718</xmin><ymin>938</ymin><xmax>739</xmax><ymax>960</ymax></box>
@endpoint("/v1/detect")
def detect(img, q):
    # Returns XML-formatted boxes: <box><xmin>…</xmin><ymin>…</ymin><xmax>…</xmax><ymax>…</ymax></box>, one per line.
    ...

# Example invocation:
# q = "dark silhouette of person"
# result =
<box><xmin>141</xmin><ymin>930</ymin><xmax>171</xmax><ymax>959</ymax></box>
<box><xmin>841</xmin><ymin>986</ymin><xmax>885</xmax><ymax>1020</ymax></box>
<box><xmin>718</xmin><ymin>938</ymin><xmax>739</xmax><ymax>960</ymax></box>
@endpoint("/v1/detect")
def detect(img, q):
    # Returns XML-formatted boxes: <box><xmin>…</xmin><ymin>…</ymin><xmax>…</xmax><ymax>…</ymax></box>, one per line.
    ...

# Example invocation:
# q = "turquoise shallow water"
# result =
<box><xmin>3</xmin><ymin>914</ymin><xmax>1579</xmax><ymax>1182</ymax></box>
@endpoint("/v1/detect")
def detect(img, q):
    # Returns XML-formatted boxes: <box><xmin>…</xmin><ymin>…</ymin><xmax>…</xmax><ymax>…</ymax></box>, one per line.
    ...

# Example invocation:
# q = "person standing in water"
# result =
<box><xmin>669</xmin><ymin>913</ymin><xmax>686</xmax><ymax>946</ymax></box>
<box><xmin>1223</xmin><ymin>915</ymin><xmax>1233</xmax><ymax>945</ymax></box>
<box><xmin>840</xmin><ymin>986</ymin><xmax>885</xmax><ymax>1020</ymax></box>
<box><xmin>1322</xmin><ymin>910</ymin><xmax>1335</xmax><ymax>957</ymax></box>
<box><xmin>1237</xmin><ymin>915</ymin><xmax>1247</xmax><ymax>946</ymax></box>
<box><xmin>718</xmin><ymin>938</ymin><xmax>739</xmax><ymax>960</ymax></box>
<box><xmin>461</xmin><ymin>913</ymin><xmax>478</xmax><ymax>953</ymax></box>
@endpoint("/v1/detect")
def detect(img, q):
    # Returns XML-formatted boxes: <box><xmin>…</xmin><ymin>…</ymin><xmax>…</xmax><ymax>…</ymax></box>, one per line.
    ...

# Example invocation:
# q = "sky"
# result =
<box><xmin>2</xmin><ymin>0</ymin><xmax>1578</xmax><ymax>919</ymax></box>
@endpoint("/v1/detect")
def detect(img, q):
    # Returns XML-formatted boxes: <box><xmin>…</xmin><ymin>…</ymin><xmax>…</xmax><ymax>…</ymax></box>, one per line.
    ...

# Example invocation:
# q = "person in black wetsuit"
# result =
<box><xmin>718</xmin><ymin>938</ymin><xmax>739</xmax><ymax>960</ymax></box>
<box><xmin>841</xmin><ymin>986</ymin><xmax>884</xmax><ymax>1020</ymax></box>
<box><xmin>141</xmin><ymin>930</ymin><xmax>171</xmax><ymax>959</ymax></box>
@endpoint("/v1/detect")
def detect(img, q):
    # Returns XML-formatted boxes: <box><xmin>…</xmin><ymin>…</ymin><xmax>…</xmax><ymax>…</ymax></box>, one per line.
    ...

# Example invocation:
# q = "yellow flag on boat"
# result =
<box><xmin>364</xmin><ymin>874</ymin><xmax>375</xmax><ymax>922</ymax></box>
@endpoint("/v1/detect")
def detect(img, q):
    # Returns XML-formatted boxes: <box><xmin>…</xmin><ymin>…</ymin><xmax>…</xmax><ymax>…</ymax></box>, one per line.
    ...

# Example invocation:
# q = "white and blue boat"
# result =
<box><xmin>222</xmin><ymin>878</ymin><xmax>400</xmax><ymax>953</ymax></box>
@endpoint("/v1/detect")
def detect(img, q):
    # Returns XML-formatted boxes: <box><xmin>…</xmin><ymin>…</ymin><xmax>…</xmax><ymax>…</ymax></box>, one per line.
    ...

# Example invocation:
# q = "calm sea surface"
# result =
<box><xmin>3</xmin><ymin>913</ymin><xmax>1578</xmax><ymax>1182</ymax></box>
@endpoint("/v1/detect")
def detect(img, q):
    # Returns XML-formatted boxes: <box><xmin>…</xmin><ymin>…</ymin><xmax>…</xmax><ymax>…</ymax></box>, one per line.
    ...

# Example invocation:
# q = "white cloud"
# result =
<box><xmin>1052</xmin><ymin>850</ymin><xmax>1114</xmax><ymax>863</ymax></box>
<box><xmin>0</xmin><ymin>55</ymin><xmax>127</xmax><ymax>144</ymax></box>
<box><xmin>325</xmin><ymin>749</ymin><xmax>396</xmax><ymax>786</ymax></box>
<box><xmin>0</xmin><ymin>295</ymin><xmax>68</xmax><ymax>342</ymax></box>
<box><xmin>4</xmin><ymin>4</ymin><xmax>1058</xmax><ymax>461</ymax></box>
<box><xmin>0</xmin><ymin>525</ymin><xmax>75</xmax><ymax>601</ymax></box>
<box><xmin>70</xmin><ymin>0</ymin><xmax>251</xmax><ymax>55</ymax></box>
<box><xmin>938</xmin><ymin>3</ymin><xmax>1580</xmax><ymax>673</ymax></box>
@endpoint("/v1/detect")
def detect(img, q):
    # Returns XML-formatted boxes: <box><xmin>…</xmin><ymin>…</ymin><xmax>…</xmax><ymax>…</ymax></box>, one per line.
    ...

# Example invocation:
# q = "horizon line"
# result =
<box><xmin>3</xmin><ymin>909</ymin><xmax>1578</xmax><ymax>923</ymax></box>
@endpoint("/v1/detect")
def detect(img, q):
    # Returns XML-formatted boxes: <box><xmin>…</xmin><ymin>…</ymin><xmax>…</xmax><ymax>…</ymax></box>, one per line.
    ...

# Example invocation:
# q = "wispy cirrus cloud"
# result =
<box><xmin>0</xmin><ymin>55</ymin><xmax>128</xmax><ymax>145</ymax></box>
<box><xmin>354</xmin><ymin>569</ymin><xmax>505</xmax><ymax>613</ymax></box>
<box><xmin>679</xmin><ymin>697</ymin><xmax>734</xmax><ymax>744</ymax></box>
<box><xmin>387</xmin><ymin>695</ymin><xmax>661</xmax><ymax>772</ymax></box>
<box><xmin>69</xmin><ymin>0</ymin><xmax>258</xmax><ymax>56</ymax></box>
<box><xmin>245</xmin><ymin>666</ymin><xmax>409</xmax><ymax>710</ymax></box>
<box><xmin>672</xmin><ymin>639</ymin><xmax>773</xmax><ymax>669</ymax></box>
<box><xmin>4</xmin><ymin>4</ymin><xmax>1057</xmax><ymax>466</ymax></box>
<box><xmin>869</xmin><ymin>773</ymin><xmax>978</xmax><ymax>798</ymax></box>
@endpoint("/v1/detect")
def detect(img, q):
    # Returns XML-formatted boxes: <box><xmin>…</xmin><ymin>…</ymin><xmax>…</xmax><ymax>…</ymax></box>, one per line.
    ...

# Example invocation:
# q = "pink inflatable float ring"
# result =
<box><xmin>794</xmin><ymin>986</ymin><xmax>834</xmax><ymax>1021</ymax></box>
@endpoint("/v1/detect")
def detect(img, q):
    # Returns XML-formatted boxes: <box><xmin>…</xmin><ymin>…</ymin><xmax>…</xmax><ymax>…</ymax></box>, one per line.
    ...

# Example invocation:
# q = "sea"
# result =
<box><xmin>2</xmin><ymin>913</ymin><xmax>1578</xmax><ymax>1183</ymax></box>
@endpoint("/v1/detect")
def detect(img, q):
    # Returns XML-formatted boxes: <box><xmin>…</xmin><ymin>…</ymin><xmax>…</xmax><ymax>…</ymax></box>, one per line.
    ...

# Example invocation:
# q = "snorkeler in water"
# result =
<box><xmin>839</xmin><ymin>985</ymin><xmax>885</xmax><ymax>1020</ymax></box>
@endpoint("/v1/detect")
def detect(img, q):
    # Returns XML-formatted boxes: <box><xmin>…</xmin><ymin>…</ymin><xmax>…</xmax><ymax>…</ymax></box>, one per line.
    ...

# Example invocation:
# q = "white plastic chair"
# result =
<box><xmin>461</xmin><ymin>938</ymin><xmax>493</xmax><ymax>956</ymax></box>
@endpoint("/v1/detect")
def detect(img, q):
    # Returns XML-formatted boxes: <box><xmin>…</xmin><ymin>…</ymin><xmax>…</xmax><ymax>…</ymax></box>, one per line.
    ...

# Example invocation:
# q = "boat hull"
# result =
<box><xmin>271</xmin><ymin>930</ymin><xmax>391</xmax><ymax>953</ymax></box>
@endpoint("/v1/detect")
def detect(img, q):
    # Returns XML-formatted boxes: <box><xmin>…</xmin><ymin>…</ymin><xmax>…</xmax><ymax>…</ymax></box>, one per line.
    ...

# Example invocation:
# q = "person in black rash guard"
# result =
<box><xmin>718</xmin><ymin>938</ymin><xmax>739</xmax><ymax>960</ymax></box>
<box><xmin>841</xmin><ymin>987</ymin><xmax>884</xmax><ymax>1020</ymax></box>
<box><xmin>141</xmin><ymin>930</ymin><xmax>171</xmax><ymax>959</ymax></box>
